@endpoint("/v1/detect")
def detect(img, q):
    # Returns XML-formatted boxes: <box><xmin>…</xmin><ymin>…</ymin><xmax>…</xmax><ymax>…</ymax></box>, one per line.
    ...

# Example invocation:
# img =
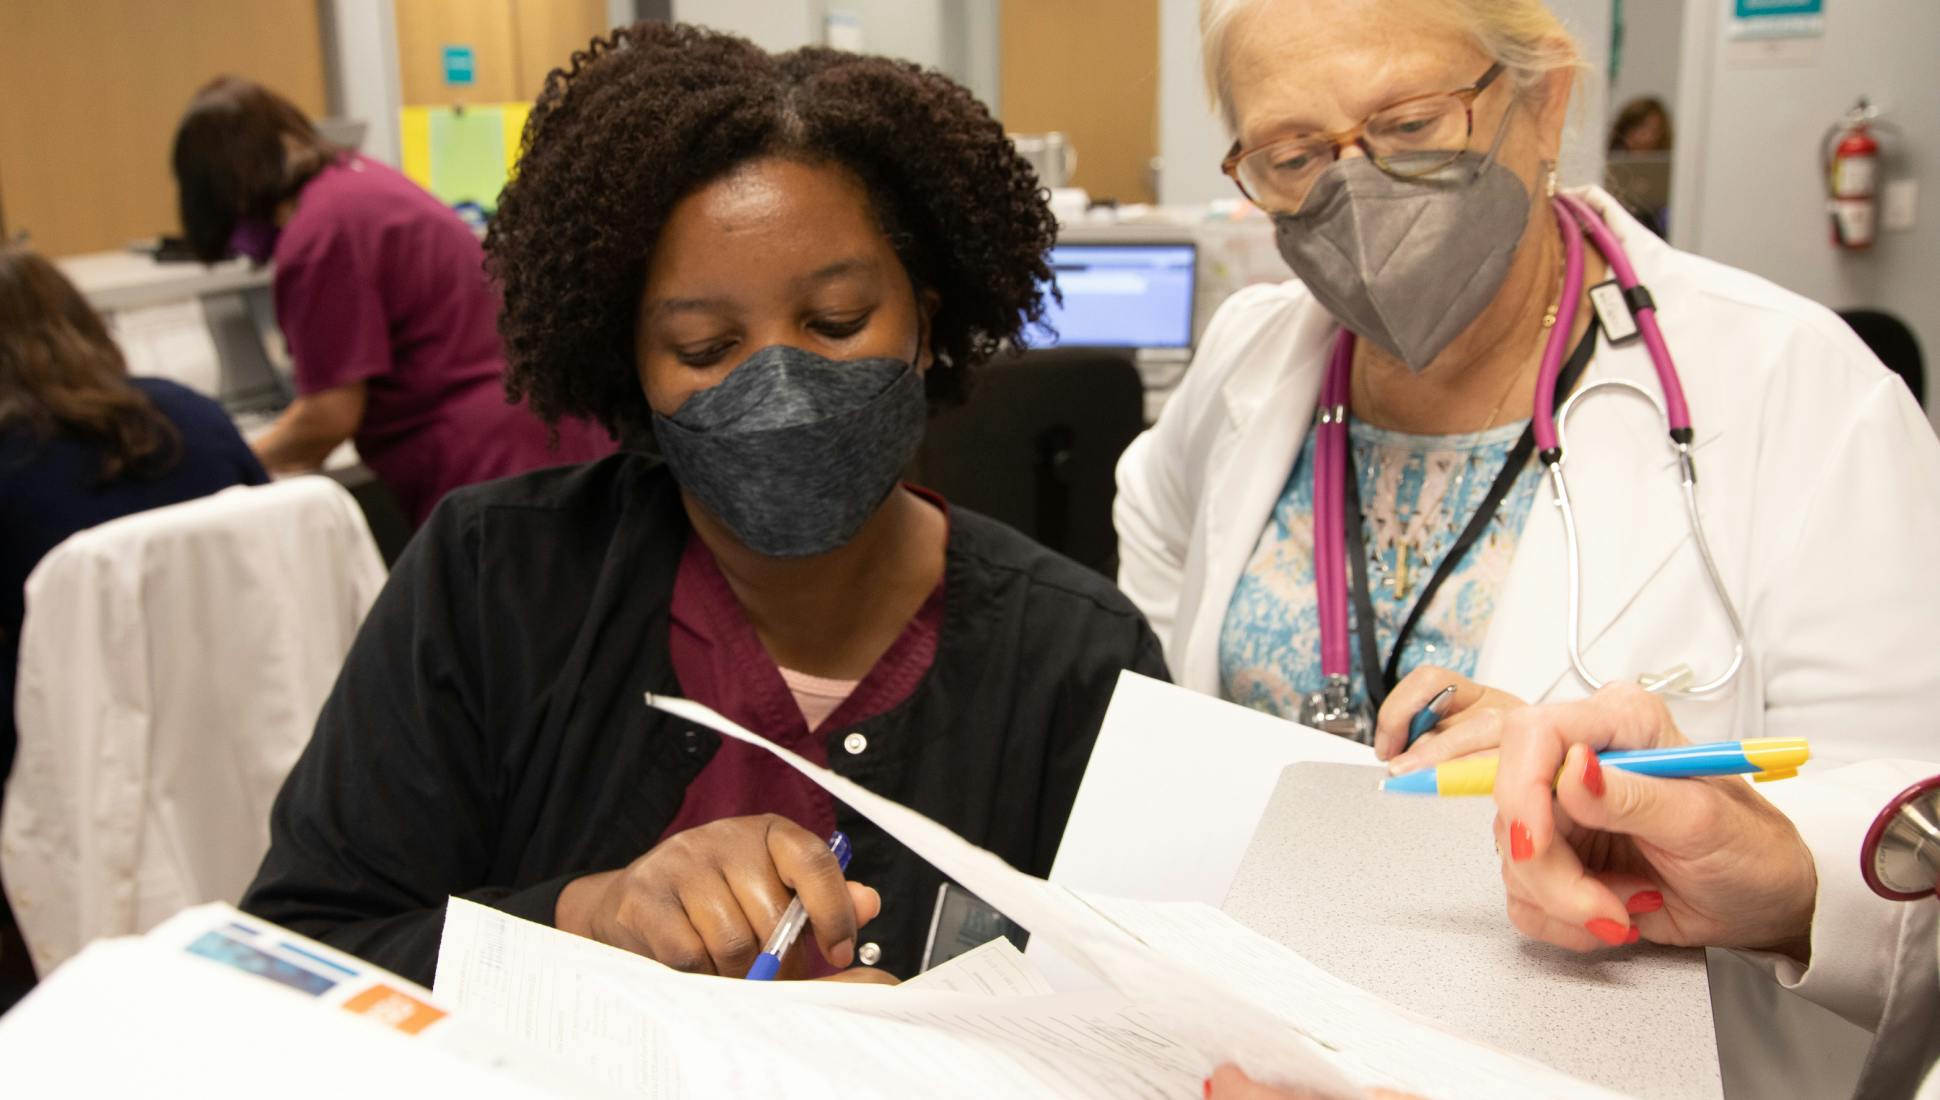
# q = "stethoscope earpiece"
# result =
<box><xmin>1861</xmin><ymin>773</ymin><xmax>1940</xmax><ymax>902</ymax></box>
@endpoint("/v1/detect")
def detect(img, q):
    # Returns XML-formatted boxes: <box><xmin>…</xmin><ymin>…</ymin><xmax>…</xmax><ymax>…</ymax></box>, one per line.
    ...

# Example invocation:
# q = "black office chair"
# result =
<box><xmin>1838</xmin><ymin>309</ymin><xmax>1926</xmax><ymax>408</ymax></box>
<box><xmin>322</xmin><ymin>463</ymin><xmax>416</xmax><ymax>567</ymax></box>
<box><xmin>912</xmin><ymin>348</ymin><xmax>1146</xmax><ymax>578</ymax></box>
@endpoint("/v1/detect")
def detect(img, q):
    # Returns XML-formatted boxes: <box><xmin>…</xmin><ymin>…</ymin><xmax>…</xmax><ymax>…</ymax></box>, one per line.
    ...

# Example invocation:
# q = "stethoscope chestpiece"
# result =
<box><xmin>1861</xmin><ymin>772</ymin><xmax>1940</xmax><ymax>902</ymax></box>
<box><xmin>1297</xmin><ymin>674</ymin><xmax>1375</xmax><ymax>746</ymax></box>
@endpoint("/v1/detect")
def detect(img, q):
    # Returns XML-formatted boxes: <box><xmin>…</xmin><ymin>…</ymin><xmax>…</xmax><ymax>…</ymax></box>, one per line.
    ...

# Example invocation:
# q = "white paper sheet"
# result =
<box><xmin>1050</xmin><ymin>671</ymin><xmax>1375</xmax><ymax>906</ymax></box>
<box><xmin>0</xmin><ymin>905</ymin><xmax>595</xmax><ymax>1099</ymax></box>
<box><xmin>1032</xmin><ymin>672</ymin><xmax>1375</xmax><ymax>990</ymax></box>
<box><xmin>1080</xmin><ymin>897</ymin><xmax>1635</xmax><ymax>1100</ymax></box>
<box><xmin>642</xmin><ymin>693</ymin><xmax>1621</xmax><ymax>1098</ymax></box>
<box><xmin>439</xmin><ymin>897</ymin><xmax>1233</xmax><ymax>1099</ymax></box>
<box><xmin>109</xmin><ymin>299</ymin><xmax>222</xmax><ymax>397</ymax></box>
<box><xmin>901</xmin><ymin>936</ymin><xmax>1056</xmax><ymax>997</ymax></box>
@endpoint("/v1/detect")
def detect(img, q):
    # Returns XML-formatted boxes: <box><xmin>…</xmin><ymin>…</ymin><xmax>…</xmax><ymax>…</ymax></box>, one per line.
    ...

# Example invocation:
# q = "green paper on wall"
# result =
<box><xmin>428</xmin><ymin>108</ymin><xmax>508</xmax><ymax>211</ymax></box>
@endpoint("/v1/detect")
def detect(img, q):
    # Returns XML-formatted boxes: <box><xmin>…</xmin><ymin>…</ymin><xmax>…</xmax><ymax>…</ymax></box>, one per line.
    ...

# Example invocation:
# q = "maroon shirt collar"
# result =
<box><xmin>668</xmin><ymin>486</ymin><xmax>948</xmax><ymax>740</ymax></box>
<box><xmin>658</xmin><ymin>487</ymin><xmax>950</xmax><ymax>869</ymax></box>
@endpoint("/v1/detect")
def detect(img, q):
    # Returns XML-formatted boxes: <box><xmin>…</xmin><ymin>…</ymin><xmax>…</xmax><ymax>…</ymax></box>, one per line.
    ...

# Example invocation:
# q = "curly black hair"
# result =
<box><xmin>487</xmin><ymin>22</ymin><xmax>1059</xmax><ymax>442</ymax></box>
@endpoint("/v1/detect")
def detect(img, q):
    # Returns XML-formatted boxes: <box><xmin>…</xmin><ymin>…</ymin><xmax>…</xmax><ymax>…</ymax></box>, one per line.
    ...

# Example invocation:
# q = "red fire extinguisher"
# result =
<box><xmin>1824</xmin><ymin>97</ymin><xmax>1881</xmax><ymax>250</ymax></box>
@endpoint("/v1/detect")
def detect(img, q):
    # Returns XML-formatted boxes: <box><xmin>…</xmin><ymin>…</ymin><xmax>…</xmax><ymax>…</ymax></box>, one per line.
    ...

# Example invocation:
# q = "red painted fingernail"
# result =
<box><xmin>1626</xmin><ymin>890</ymin><xmax>1664</xmax><ymax>915</ymax></box>
<box><xmin>1585</xmin><ymin>918</ymin><xmax>1630</xmax><ymax>946</ymax></box>
<box><xmin>1203</xmin><ymin>1077</ymin><xmax>1213</xmax><ymax>1099</ymax></box>
<box><xmin>1624</xmin><ymin>927</ymin><xmax>1642</xmax><ymax>945</ymax></box>
<box><xmin>1583</xmin><ymin>749</ymin><xmax>1605</xmax><ymax>797</ymax></box>
<box><xmin>1509</xmin><ymin>821</ymin><xmax>1534</xmax><ymax>862</ymax></box>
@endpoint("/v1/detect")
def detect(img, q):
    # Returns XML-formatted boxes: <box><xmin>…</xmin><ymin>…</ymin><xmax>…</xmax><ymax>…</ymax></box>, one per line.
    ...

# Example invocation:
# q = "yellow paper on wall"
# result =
<box><xmin>428</xmin><ymin>106</ymin><xmax>509</xmax><ymax>210</ymax></box>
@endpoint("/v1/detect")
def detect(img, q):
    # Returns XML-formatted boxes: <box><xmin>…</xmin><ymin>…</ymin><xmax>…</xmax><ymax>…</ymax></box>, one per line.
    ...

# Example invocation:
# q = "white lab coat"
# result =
<box><xmin>1</xmin><ymin>477</ymin><xmax>386</xmax><ymax>974</ymax></box>
<box><xmin>1752</xmin><ymin>761</ymin><xmax>1940</xmax><ymax>1099</ymax></box>
<box><xmin>1114</xmin><ymin>187</ymin><xmax>1940</xmax><ymax>763</ymax></box>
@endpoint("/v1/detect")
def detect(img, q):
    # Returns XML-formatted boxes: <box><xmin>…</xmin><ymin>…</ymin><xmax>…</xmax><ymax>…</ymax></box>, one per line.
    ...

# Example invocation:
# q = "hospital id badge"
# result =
<box><xmin>1588</xmin><ymin>279</ymin><xmax>1642</xmax><ymax>345</ymax></box>
<box><xmin>920</xmin><ymin>881</ymin><xmax>1026</xmax><ymax>972</ymax></box>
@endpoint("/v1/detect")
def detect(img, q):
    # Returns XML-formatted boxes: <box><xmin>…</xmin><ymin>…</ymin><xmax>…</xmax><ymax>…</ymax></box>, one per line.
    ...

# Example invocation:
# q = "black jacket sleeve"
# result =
<box><xmin>1032</xmin><ymin>601</ymin><xmax>1172</xmax><ymax>873</ymax></box>
<box><xmin>240</xmin><ymin>493</ymin><xmax>565</xmax><ymax>987</ymax></box>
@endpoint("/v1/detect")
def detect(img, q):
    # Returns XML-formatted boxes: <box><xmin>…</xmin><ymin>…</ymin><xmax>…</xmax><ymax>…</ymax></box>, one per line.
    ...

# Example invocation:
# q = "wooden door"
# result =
<box><xmin>998</xmin><ymin>0</ymin><xmax>1160</xmax><ymax>204</ymax></box>
<box><xmin>393</xmin><ymin>0</ymin><xmax>610</xmax><ymax>106</ymax></box>
<box><xmin>0</xmin><ymin>0</ymin><xmax>328</xmax><ymax>257</ymax></box>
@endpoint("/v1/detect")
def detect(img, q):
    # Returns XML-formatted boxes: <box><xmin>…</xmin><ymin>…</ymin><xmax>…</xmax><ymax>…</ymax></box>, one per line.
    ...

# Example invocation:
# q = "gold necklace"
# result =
<box><xmin>1383</xmin><ymin>265</ymin><xmax>1565</xmax><ymax>602</ymax></box>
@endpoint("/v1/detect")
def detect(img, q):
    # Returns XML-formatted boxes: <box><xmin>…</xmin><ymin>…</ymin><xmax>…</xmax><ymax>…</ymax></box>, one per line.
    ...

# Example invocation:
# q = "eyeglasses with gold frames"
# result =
<box><xmin>1221</xmin><ymin>63</ymin><xmax>1507</xmax><ymax>214</ymax></box>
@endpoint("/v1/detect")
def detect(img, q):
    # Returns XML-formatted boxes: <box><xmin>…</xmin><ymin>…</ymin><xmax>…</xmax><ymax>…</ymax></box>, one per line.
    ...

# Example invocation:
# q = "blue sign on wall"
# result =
<box><xmin>442</xmin><ymin>44</ymin><xmax>476</xmax><ymax>87</ymax></box>
<box><xmin>1731</xmin><ymin>0</ymin><xmax>1824</xmax><ymax>39</ymax></box>
<box><xmin>1734</xmin><ymin>0</ymin><xmax>1823</xmax><ymax>14</ymax></box>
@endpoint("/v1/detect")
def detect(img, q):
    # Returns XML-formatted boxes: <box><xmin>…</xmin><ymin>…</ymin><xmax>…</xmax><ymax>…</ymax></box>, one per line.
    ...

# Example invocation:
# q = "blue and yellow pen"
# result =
<box><xmin>1381</xmin><ymin>738</ymin><xmax>1812</xmax><ymax>796</ymax></box>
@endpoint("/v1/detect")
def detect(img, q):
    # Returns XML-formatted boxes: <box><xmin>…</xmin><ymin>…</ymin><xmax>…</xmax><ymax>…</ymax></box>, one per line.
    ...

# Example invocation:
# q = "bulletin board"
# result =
<box><xmin>398</xmin><ymin>104</ymin><xmax>532</xmax><ymax>213</ymax></box>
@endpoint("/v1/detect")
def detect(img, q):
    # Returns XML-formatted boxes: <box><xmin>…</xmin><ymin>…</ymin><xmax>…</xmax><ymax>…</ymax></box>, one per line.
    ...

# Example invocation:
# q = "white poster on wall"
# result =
<box><xmin>825</xmin><ymin>9</ymin><xmax>864</xmax><ymax>51</ymax></box>
<box><xmin>1726</xmin><ymin>0</ymin><xmax>1824</xmax><ymax>66</ymax></box>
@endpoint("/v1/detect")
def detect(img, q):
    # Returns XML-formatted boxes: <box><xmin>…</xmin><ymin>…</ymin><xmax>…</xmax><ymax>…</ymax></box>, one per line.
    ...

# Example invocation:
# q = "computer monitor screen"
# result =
<box><xmin>1031</xmin><ymin>243</ymin><xmax>1196</xmax><ymax>349</ymax></box>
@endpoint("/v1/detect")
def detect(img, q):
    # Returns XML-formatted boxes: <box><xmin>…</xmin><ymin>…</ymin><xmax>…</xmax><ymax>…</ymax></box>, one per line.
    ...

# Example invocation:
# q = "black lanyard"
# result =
<box><xmin>1341</xmin><ymin>321</ymin><xmax>1601</xmax><ymax>709</ymax></box>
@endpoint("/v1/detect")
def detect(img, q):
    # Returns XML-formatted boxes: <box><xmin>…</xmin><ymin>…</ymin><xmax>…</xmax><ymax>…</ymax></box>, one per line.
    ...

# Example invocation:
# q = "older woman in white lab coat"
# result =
<box><xmin>1210</xmin><ymin>686</ymin><xmax>1940</xmax><ymax>1100</ymax></box>
<box><xmin>1114</xmin><ymin>0</ymin><xmax>1940</xmax><ymax>765</ymax></box>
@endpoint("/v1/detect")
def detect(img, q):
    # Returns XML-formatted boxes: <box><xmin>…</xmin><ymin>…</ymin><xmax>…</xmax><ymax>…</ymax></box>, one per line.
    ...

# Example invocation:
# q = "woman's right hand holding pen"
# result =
<box><xmin>554</xmin><ymin>814</ymin><xmax>884</xmax><ymax>980</ymax></box>
<box><xmin>1492</xmin><ymin>683</ymin><xmax>1817</xmax><ymax>957</ymax></box>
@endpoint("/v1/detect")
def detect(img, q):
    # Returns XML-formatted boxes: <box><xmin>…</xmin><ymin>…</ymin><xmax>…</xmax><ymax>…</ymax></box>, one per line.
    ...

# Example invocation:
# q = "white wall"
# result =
<box><xmin>670</xmin><ymin>0</ymin><xmax>820</xmax><ymax>52</ymax></box>
<box><xmin>941</xmin><ymin>0</ymin><xmax>1001</xmax><ymax>112</ymax></box>
<box><xmin>1545</xmin><ymin>0</ymin><xmax>1610</xmax><ymax>187</ymax></box>
<box><xmin>1674</xmin><ymin>0</ymin><xmax>1939</xmax><ymax>428</ymax></box>
<box><xmin>1156</xmin><ymin>0</ymin><xmax>1229</xmax><ymax>206</ymax></box>
<box><xmin>320</xmin><ymin>0</ymin><xmax>404</xmax><ymax>167</ymax></box>
<box><xmin>668</xmin><ymin>0</ymin><xmax>954</xmax><ymax>71</ymax></box>
<box><xmin>668</xmin><ymin>0</ymin><xmax>993</xmax><ymax>105</ymax></box>
<box><xmin>838</xmin><ymin>0</ymin><xmax>945</xmax><ymax>69</ymax></box>
<box><xmin>1609</xmin><ymin>0</ymin><xmax>1683</xmax><ymax>121</ymax></box>
<box><xmin>1157</xmin><ymin>0</ymin><xmax>1612</xmax><ymax>205</ymax></box>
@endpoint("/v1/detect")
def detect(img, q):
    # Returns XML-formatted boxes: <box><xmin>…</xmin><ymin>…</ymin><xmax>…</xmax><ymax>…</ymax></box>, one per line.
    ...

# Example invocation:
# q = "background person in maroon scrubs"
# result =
<box><xmin>170</xmin><ymin>77</ymin><xmax>614</xmax><ymax>524</ymax></box>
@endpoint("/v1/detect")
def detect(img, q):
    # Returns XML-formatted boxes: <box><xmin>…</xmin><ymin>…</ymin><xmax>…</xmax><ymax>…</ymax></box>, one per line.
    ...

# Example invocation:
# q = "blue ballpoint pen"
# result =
<box><xmin>745</xmin><ymin>830</ymin><xmax>853</xmax><ymax>980</ymax></box>
<box><xmin>1405</xmin><ymin>685</ymin><xmax>1459</xmax><ymax>747</ymax></box>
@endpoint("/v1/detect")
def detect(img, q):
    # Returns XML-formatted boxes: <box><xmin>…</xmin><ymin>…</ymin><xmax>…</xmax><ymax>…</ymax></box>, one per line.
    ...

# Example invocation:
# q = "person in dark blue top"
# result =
<box><xmin>0</xmin><ymin>245</ymin><xmax>267</xmax><ymax>826</ymax></box>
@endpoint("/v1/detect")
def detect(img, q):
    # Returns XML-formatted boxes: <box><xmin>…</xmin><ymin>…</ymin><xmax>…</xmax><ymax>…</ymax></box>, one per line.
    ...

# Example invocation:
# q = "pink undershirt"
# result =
<box><xmin>777</xmin><ymin>667</ymin><xmax>862</xmax><ymax>731</ymax></box>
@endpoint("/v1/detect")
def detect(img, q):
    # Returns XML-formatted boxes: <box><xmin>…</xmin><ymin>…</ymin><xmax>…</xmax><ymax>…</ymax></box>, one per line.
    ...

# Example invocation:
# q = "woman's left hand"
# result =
<box><xmin>1374</xmin><ymin>666</ymin><xmax>1526</xmax><ymax>772</ymax></box>
<box><xmin>1206</xmin><ymin>1065</ymin><xmax>1424</xmax><ymax>1099</ymax></box>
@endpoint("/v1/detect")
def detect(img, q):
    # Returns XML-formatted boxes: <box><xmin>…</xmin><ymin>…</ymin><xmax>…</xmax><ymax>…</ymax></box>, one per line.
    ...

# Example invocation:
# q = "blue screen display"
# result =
<box><xmin>1031</xmin><ymin>243</ymin><xmax>1196</xmax><ymax>349</ymax></box>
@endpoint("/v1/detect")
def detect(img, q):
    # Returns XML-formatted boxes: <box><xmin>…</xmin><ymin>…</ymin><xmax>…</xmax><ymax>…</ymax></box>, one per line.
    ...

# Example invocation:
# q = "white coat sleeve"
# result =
<box><xmin>1756</xmin><ymin>372</ymin><xmax>1940</xmax><ymax>764</ymax></box>
<box><xmin>1114</xmin><ymin>418</ymin><xmax>1192</xmax><ymax>654</ymax></box>
<box><xmin>1113</xmin><ymin>283</ymin><xmax>1292</xmax><ymax>658</ymax></box>
<box><xmin>1743</xmin><ymin>759</ymin><xmax>1940</xmax><ymax>1031</ymax></box>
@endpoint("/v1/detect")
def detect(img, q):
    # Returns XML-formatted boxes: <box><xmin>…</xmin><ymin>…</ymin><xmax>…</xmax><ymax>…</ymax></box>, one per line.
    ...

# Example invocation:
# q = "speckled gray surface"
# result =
<box><xmin>1222</xmin><ymin>763</ymin><xmax>1722</xmax><ymax>1100</ymax></box>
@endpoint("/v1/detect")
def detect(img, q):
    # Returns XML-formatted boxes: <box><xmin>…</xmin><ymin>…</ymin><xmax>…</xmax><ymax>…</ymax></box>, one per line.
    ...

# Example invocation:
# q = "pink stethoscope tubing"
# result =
<box><xmin>1313</xmin><ymin>195</ymin><xmax>1745</xmax><ymax>698</ymax></box>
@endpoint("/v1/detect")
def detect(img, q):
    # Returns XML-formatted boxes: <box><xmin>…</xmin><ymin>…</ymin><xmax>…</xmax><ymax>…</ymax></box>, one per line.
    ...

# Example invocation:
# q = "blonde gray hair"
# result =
<box><xmin>1200</xmin><ymin>0</ymin><xmax>1581</xmax><ymax>130</ymax></box>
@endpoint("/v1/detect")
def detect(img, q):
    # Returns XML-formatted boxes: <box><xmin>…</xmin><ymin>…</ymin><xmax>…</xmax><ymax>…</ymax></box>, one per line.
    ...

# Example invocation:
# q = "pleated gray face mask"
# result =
<box><xmin>1272</xmin><ymin>138</ymin><xmax>1532</xmax><ymax>372</ymax></box>
<box><xmin>652</xmin><ymin>344</ymin><xmax>927</xmax><ymax>558</ymax></box>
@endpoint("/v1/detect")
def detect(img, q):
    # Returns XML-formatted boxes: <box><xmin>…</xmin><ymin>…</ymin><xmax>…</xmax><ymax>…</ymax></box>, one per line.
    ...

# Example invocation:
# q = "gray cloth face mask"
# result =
<box><xmin>1272</xmin><ymin>141</ymin><xmax>1532</xmax><ymax>372</ymax></box>
<box><xmin>651</xmin><ymin>344</ymin><xmax>927</xmax><ymax>558</ymax></box>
